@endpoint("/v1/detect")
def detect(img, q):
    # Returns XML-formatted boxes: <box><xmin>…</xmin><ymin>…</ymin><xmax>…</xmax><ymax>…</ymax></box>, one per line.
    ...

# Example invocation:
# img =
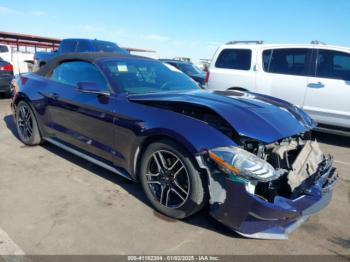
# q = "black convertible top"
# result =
<box><xmin>36</xmin><ymin>52</ymin><xmax>153</xmax><ymax>76</ymax></box>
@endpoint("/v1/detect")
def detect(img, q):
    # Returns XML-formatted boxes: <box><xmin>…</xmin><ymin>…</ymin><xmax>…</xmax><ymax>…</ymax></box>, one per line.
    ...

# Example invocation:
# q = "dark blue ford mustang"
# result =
<box><xmin>11</xmin><ymin>53</ymin><xmax>338</xmax><ymax>239</ymax></box>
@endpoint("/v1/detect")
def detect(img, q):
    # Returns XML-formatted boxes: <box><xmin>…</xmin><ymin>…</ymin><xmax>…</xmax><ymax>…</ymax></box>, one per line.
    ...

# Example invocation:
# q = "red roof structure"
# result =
<box><xmin>0</xmin><ymin>31</ymin><xmax>60</xmax><ymax>50</ymax></box>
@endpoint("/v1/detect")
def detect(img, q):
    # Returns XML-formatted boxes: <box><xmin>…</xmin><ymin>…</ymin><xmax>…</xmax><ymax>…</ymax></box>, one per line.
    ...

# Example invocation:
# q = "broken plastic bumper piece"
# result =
<box><xmin>208</xmin><ymin>153</ymin><xmax>338</xmax><ymax>240</ymax></box>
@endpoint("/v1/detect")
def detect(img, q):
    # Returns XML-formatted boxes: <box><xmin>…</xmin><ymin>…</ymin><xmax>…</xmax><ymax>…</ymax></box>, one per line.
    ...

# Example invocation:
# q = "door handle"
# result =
<box><xmin>307</xmin><ymin>82</ymin><xmax>325</xmax><ymax>88</ymax></box>
<box><xmin>40</xmin><ymin>92</ymin><xmax>59</xmax><ymax>99</ymax></box>
<box><xmin>48</xmin><ymin>92</ymin><xmax>59</xmax><ymax>99</ymax></box>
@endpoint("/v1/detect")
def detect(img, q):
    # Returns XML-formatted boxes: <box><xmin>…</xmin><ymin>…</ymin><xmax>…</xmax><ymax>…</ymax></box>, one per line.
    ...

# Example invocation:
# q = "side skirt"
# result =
<box><xmin>44</xmin><ymin>137</ymin><xmax>134</xmax><ymax>181</ymax></box>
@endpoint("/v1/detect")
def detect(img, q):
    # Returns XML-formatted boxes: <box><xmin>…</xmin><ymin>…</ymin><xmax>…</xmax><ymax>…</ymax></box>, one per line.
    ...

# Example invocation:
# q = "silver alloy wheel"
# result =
<box><xmin>145</xmin><ymin>150</ymin><xmax>190</xmax><ymax>208</ymax></box>
<box><xmin>17</xmin><ymin>104</ymin><xmax>33</xmax><ymax>142</ymax></box>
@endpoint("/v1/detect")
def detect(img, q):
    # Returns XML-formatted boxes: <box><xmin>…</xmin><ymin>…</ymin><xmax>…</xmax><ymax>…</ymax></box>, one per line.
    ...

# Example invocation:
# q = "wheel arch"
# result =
<box><xmin>13</xmin><ymin>91</ymin><xmax>31</xmax><ymax>106</ymax></box>
<box><xmin>13</xmin><ymin>92</ymin><xmax>46</xmax><ymax>138</ymax></box>
<box><xmin>132</xmin><ymin>133</ymin><xmax>201</xmax><ymax>181</ymax></box>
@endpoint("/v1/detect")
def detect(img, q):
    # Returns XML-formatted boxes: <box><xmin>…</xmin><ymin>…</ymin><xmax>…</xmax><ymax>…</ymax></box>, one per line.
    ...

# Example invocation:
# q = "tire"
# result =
<box><xmin>140</xmin><ymin>139</ymin><xmax>208</xmax><ymax>219</ymax></box>
<box><xmin>15</xmin><ymin>101</ymin><xmax>42</xmax><ymax>145</ymax></box>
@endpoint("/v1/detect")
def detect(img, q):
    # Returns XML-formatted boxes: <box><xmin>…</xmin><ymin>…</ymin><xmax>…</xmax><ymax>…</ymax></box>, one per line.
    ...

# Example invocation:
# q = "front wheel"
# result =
<box><xmin>15</xmin><ymin>101</ymin><xmax>42</xmax><ymax>145</ymax></box>
<box><xmin>140</xmin><ymin>140</ymin><xmax>208</xmax><ymax>219</ymax></box>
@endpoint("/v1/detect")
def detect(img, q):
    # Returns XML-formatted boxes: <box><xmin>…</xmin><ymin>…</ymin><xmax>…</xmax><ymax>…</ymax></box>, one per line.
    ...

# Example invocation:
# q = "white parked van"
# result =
<box><xmin>207</xmin><ymin>41</ymin><xmax>350</xmax><ymax>135</ymax></box>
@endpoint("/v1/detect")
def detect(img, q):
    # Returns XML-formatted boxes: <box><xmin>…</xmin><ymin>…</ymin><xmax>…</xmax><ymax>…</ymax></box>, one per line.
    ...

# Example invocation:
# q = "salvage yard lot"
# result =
<box><xmin>0</xmin><ymin>98</ymin><xmax>349</xmax><ymax>255</ymax></box>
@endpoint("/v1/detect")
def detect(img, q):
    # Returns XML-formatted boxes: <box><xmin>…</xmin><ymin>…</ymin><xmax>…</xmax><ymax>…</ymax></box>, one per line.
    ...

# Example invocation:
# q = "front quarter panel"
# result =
<box><xmin>114</xmin><ymin>95</ymin><xmax>237</xmax><ymax>178</ymax></box>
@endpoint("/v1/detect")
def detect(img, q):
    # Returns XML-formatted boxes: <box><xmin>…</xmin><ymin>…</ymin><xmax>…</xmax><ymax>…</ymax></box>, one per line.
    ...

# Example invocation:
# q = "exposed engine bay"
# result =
<box><xmin>243</xmin><ymin>136</ymin><xmax>337</xmax><ymax>202</ymax></box>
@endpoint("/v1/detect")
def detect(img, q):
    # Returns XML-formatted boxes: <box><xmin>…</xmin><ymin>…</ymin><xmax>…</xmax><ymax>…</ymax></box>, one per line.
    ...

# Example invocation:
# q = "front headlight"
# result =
<box><xmin>208</xmin><ymin>146</ymin><xmax>281</xmax><ymax>182</ymax></box>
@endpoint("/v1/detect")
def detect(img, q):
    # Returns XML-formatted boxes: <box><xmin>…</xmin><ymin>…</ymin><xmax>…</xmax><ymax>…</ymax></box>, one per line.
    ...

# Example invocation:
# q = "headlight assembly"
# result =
<box><xmin>208</xmin><ymin>146</ymin><xmax>281</xmax><ymax>182</ymax></box>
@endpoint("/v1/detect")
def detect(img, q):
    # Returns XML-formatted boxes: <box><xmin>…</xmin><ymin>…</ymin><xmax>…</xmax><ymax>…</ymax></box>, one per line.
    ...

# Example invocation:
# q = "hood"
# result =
<box><xmin>128</xmin><ymin>90</ymin><xmax>315</xmax><ymax>143</ymax></box>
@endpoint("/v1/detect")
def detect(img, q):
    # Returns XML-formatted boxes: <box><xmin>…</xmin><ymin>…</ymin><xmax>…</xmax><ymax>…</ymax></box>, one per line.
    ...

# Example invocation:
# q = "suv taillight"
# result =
<box><xmin>0</xmin><ymin>64</ymin><xmax>13</xmax><ymax>71</ymax></box>
<box><xmin>205</xmin><ymin>71</ymin><xmax>210</xmax><ymax>83</ymax></box>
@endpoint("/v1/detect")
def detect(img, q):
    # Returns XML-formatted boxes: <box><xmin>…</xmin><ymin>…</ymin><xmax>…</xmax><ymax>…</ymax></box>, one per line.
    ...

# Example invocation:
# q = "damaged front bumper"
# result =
<box><xmin>201</xmin><ymin>144</ymin><xmax>339</xmax><ymax>240</ymax></box>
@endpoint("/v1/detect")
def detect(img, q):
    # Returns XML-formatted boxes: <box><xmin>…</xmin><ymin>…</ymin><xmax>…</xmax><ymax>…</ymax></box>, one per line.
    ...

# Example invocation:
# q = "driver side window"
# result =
<box><xmin>50</xmin><ymin>61</ymin><xmax>109</xmax><ymax>91</ymax></box>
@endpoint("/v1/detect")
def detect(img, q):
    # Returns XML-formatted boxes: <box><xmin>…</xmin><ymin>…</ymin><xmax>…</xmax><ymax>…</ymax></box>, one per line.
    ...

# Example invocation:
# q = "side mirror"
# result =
<box><xmin>77</xmin><ymin>82</ymin><xmax>109</xmax><ymax>95</ymax></box>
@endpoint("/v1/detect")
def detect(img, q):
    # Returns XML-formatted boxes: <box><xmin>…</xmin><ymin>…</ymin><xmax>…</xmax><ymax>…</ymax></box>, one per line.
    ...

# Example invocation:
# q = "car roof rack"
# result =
<box><xmin>226</xmin><ymin>40</ymin><xmax>264</xmax><ymax>45</ymax></box>
<box><xmin>311</xmin><ymin>40</ymin><xmax>327</xmax><ymax>45</ymax></box>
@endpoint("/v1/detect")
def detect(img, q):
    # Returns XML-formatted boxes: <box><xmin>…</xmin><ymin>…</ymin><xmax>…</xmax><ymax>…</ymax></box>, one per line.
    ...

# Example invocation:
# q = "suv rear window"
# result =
<box><xmin>263</xmin><ymin>48</ymin><xmax>309</xmax><ymax>76</ymax></box>
<box><xmin>215</xmin><ymin>49</ymin><xmax>251</xmax><ymax>70</ymax></box>
<box><xmin>316</xmin><ymin>49</ymin><xmax>350</xmax><ymax>80</ymax></box>
<box><xmin>0</xmin><ymin>45</ymin><xmax>9</xmax><ymax>53</ymax></box>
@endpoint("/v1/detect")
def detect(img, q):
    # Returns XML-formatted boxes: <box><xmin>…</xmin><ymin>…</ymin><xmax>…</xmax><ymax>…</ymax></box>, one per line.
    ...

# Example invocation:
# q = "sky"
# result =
<box><xmin>1</xmin><ymin>0</ymin><xmax>350</xmax><ymax>63</ymax></box>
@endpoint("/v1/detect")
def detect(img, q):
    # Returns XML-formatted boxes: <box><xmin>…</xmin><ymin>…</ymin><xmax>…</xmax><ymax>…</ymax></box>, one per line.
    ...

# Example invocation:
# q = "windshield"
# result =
<box><xmin>100</xmin><ymin>59</ymin><xmax>199</xmax><ymax>94</ymax></box>
<box><xmin>93</xmin><ymin>41</ymin><xmax>128</xmax><ymax>54</ymax></box>
<box><xmin>177</xmin><ymin>63</ymin><xmax>203</xmax><ymax>75</ymax></box>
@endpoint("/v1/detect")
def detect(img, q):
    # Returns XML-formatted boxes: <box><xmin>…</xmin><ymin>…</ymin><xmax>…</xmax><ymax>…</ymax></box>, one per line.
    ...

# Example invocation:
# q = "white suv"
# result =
<box><xmin>207</xmin><ymin>41</ymin><xmax>350</xmax><ymax>135</ymax></box>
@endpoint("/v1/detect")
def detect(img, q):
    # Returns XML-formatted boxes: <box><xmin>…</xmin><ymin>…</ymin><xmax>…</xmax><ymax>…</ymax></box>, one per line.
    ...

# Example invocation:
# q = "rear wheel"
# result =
<box><xmin>140</xmin><ymin>140</ymin><xmax>207</xmax><ymax>219</ymax></box>
<box><xmin>15</xmin><ymin>101</ymin><xmax>42</xmax><ymax>145</ymax></box>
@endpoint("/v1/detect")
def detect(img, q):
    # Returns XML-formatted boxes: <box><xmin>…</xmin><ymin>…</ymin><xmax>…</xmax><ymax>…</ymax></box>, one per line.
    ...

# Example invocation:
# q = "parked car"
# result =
<box><xmin>0</xmin><ymin>58</ymin><xmax>14</xmax><ymax>97</ymax></box>
<box><xmin>206</xmin><ymin>41</ymin><xmax>350</xmax><ymax>136</ymax></box>
<box><xmin>160</xmin><ymin>59</ymin><xmax>206</xmax><ymax>86</ymax></box>
<box><xmin>34</xmin><ymin>38</ymin><xmax>128</xmax><ymax>70</ymax></box>
<box><xmin>0</xmin><ymin>44</ymin><xmax>34</xmax><ymax>74</ymax></box>
<box><xmin>11</xmin><ymin>52</ymin><xmax>338</xmax><ymax>239</ymax></box>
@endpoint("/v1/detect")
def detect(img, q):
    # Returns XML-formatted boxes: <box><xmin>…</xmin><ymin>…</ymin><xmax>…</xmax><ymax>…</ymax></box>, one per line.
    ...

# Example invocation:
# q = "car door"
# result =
<box><xmin>303</xmin><ymin>48</ymin><xmax>350</xmax><ymax>129</ymax></box>
<box><xmin>43</xmin><ymin>60</ymin><xmax>119</xmax><ymax>163</ymax></box>
<box><xmin>255</xmin><ymin>48</ymin><xmax>312</xmax><ymax>107</ymax></box>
